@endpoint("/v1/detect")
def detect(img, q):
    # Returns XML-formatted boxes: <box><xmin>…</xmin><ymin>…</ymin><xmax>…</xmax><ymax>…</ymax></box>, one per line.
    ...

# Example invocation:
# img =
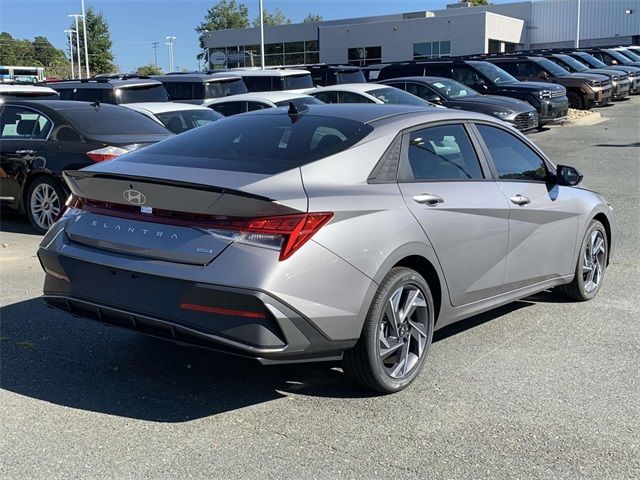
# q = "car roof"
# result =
<box><xmin>153</xmin><ymin>73</ymin><xmax>241</xmax><ymax>83</ymax></box>
<box><xmin>0</xmin><ymin>99</ymin><xmax>131</xmax><ymax>112</ymax></box>
<box><xmin>0</xmin><ymin>84</ymin><xmax>58</xmax><ymax>94</ymax></box>
<box><xmin>308</xmin><ymin>83</ymin><xmax>385</xmax><ymax>94</ymax></box>
<box><xmin>206</xmin><ymin>91</ymin><xmax>314</xmax><ymax>104</ymax></box>
<box><xmin>48</xmin><ymin>78</ymin><xmax>162</xmax><ymax>89</ymax></box>
<box><xmin>229</xmin><ymin>68</ymin><xmax>311</xmax><ymax>77</ymax></box>
<box><xmin>122</xmin><ymin>102</ymin><xmax>212</xmax><ymax>113</ymax></box>
<box><xmin>380</xmin><ymin>76</ymin><xmax>458</xmax><ymax>84</ymax></box>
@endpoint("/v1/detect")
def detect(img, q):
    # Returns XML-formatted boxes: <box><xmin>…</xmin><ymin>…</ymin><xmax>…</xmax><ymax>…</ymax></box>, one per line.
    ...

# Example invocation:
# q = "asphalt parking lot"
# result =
<box><xmin>1</xmin><ymin>97</ymin><xmax>638</xmax><ymax>479</ymax></box>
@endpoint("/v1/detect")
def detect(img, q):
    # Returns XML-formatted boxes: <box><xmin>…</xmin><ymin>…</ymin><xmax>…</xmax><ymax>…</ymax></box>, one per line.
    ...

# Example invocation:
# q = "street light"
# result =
<box><xmin>200</xmin><ymin>30</ymin><xmax>210</xmax><ymax>71</ymax></box>
<box><xmin>63</xmin><ymin>29</ymin><xmax>75</xmax><ymax>78</ymax></box>
<box><xmin>166</xmin><ymin>36</ymin><xmax>176</xmax><ymax>72</ymax></box>
<box><xmin>259</xmin><ymin>0</ymin><xmax>265</xmax><ymax>69</ymax></box>
<box><xmin>68</xmin><ymin>14</ymin><xmax>83</xmax><ymax>78</ymax></box>
<box><xmin>80</xmin><ymin>0</ymin><xmax>90</xmax><ymax>77</ymax></box>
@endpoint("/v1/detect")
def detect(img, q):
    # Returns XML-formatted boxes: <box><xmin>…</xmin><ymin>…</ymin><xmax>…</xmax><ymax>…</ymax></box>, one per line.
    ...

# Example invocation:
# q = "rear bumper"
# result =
<box><xmin>39</xmin><ymin>249</ymin><xmax>356</xmax><ymax>363</ymax></box>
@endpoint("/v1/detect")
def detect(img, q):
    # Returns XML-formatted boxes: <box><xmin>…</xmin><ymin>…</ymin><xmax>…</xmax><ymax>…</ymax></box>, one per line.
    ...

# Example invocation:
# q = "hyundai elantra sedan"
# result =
<box><xmin>38</xmin><ymin>103</ymin><xmax>615</xmax><ymax>393</ymax></box>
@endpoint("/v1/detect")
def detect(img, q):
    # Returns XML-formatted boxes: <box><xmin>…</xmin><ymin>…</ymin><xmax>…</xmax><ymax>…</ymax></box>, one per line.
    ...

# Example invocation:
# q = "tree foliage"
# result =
<box><xmin>302</xmin><ymin>14</ymin><xmax>323</xmax><ymax>23</ymax></box>
<box><xmin>0</xmin><ymin>33</ymin><xmax>67</xmax><ymax>68</ymax></box>
<box><xmin>253</xmin><ymin>8</ymin><xmax>291</xmax><ymax>27</ymax></box>
<box><xmin>69</xmin><ymin>7</ymin><xmax>115</xmax><ymax>75</ymax></box>
<box><xmin>466</xmin><ymin>0</ymin><xmax>491</xmax><ymax>5</ymax></box>
<box><xmin>136</xmin><ymin>64</ymin><xmax>163</xmax><ymax>76</ymax></box>
<box><xmin>196</xmin><ymin>0</ymin><xmax>249</xmax><ymax>49</ymax></box>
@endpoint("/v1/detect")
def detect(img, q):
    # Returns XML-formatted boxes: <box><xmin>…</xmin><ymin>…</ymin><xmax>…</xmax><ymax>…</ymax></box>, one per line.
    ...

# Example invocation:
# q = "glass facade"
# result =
<box><xmin>208</xmin><ymin>41</ymin><xmax>320</xmax><ymax>68</ymax></box>
<box><xmin>347</xmin><ymin>46</ymin><xmax>382</xmax><ymax>66</ymax></box>
<box><xmin>413</xmin><ymin>41</ymin><xmax>451</xmax><ymax>60</ymax></box>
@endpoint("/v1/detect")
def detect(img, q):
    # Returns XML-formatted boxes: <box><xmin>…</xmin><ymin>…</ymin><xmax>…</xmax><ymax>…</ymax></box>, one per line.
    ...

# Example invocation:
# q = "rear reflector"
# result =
<box><xmin>86</xmin><ymin>146</ymin><xmax>129</xmax><ymax>162</ymax></box>
<box><xmin>179</xmin><ymin>302</ymin><xmax>266</xmax><ymax>319</ymax></box>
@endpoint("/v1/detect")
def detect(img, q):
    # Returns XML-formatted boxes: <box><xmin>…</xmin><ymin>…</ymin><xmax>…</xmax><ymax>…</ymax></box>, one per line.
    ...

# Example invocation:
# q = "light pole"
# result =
<box><xmin>152</xmin><ymin>41</ymin><xmax>160</xmax><ymax>68</ymax></box>
<box><xmin>259</xmin><ymin>0</ymin><xmax>265</xmax><ymax>69</ymax></box>
<box><xmin>80</xmin><ymin>0</ymin><xmax>90</xmax><ymax>77</ymax></box>
<box><xmin>575</xmin><ymin>0</ymin><xmax>581</xmax><ymax>49</ymax></box>
<box><xmin>68</xmin><ymin>14</ymin><xmax>83</xmax><ymax>78</ymax></box>
<box><xmin>166</xmin><ymin>36</ymin><xmax>176</xmax><ymax>72</ymax></box>
<box><xmin>64</xmin><ymin>29</ymin><xmax>75</xmax><ymax>78</ymax></box>
<box><xmin>201</xmin><ymin>30</ymin><xmax>210</xmax><ymax>71</ymax></box>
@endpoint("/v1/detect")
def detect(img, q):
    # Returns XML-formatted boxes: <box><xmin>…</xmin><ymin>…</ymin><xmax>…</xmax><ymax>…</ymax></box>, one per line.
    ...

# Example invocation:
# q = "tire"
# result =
<box><xmin>567</xmin><ymin>91</ymin><xmax>586</xmax><ymax>110</ymax></box>
<box><xmin>26</xmin><ymin>176</ymin><xmax>66</xmax><ymax>234</ymax></box>
<box><xmin>556</xmin><ymin>220</ymin><xmax>608</xmax><ymax>301</ymax></box>
<box><xmin>343</xmin><ymin>267</ymin><xmax>434</xmax><ymax>393</ymax></box>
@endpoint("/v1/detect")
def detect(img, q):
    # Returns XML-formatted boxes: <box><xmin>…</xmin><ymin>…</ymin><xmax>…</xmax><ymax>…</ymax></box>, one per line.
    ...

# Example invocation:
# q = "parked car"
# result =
<box><xmin>378</xmin><ymin>76</ymin><xmax>539</xmax><ymax>131</ymax></box>
<box><xmin>301</xmin><ymin>65</ymin><xmax>366</xmax><ymax>86</ymax></box>
<box><xmin>48</xmin><ymin>76</ymin><xmax>170</xmax><ymax>104</ymax></box>
<box><xmin>204</xmin><ymin>92</ymin><xmax>323</xmax><ymax>116</ymax></box>
<box><xmin>38</xmin><ymin>104</ymin><xmax>615</xmax><ymax>392</ymax></box>
<box><xmin>307</xmin><ymin>83</ymin><xmax>434</xmax><ymax>107</ymax></box>
<box><xmin>376</xmin><ymin>59</ymin><xmax>569</xmax><ymax>124</ymax></box>
<box><xmin>483</xmin><ymin>55</ymin><xmax>611</xmax><ymax>109</ymax></box>
<box><xmin>123</xmin><ymin>102</ymin><xmax>223</xmax><ymax>134</ymax></box>
<box><xmin>0</xmin><ymin>84</ymin><xmax>59</xmax><ymax>101</ymax></box>
<box><xmin>228</xmin><ymin>68</ymin><xmax>314</xmax><ymax>92</ymax></box>
<box><xmin>540</xmin><ymin>53</ymin><xmax>630</xmax><ymax>100</ymax></box>
<box><xmin>579</xmin><ymin>48</ymin><xmax>640</xmax><ymax>68</ymax></box>
<box><xmin>0</xmin><ymin>100</ymin><xmax>173</xmax><ymax>232</ymax></box>
<box><xmin>563</xmin><ymin>51</ymin><xmax>640</xmax><ymax>94</ymax></box>
<box><xmin>153</xmin><ymin>73</ymin><xmax>247</xmax><ymax>105</ymax></box>
<box><xmin>610</xmin><ymin>46</ymin><xmax>640</xmax><ymax>63</ymax></box>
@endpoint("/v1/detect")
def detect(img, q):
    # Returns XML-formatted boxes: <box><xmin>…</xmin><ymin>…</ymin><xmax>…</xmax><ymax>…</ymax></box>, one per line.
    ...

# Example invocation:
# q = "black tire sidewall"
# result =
<box><xmin>574</xmin><ymin>220</ymin><xmax>608</xmax><ymax>300</ymax></box>
<box><xmin>364</xmin><ymin>268</ymin><xmax>435</xmax><ymax>392</ymax></box>
<box><xmin>567</xmin><ymin>91</ymin><xmax>585</xmax><ymax>110</ymax></box>
<box><xmin>26</xmin><ymin>176</ymin><xmax>66</xmax><ymax>234</ymax></box>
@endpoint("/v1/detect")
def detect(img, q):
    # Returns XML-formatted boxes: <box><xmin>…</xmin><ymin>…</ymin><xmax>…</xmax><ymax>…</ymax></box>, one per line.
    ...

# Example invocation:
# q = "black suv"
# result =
<box><xmin>302</xmin><ymin>65</ymin><xmax>366</xmax><ymax>86</ymax></box>
<box><xmin>376</xmin><ymin>59</ymin><xmax>568</xmax><ymax>124</ymax></box>
<box><xmin>563</xmin><ymin>51</ymin><xmax>640</xmax><ymax>94</ymax></box>
<box><xmin>48</xmin><ymin>76</ymin><xmax>169</xmax><ymax>104</ymax></box>
<box><xmin>483</xmin><ymin>55</ymin><xmax>612</xmax><ymax>109</ymax></box>
<box><xmin>154</xmin><ymin>73</ymin><xmax>247</xmax><ymax>105</ymax></box>
<box><xmin>580</xmin><ymin>48</ymin><xmax>640</xmax><ymax>68</ymax></box>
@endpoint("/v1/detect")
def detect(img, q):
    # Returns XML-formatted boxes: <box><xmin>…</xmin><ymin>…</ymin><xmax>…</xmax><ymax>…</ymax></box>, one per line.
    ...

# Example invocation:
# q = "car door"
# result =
<box><xmin>397</xmin><ymin>122</ymin><xmax>511</xmax><ymax>307</ymax></box>
<box><xmin>473</xmin><ymin>123</ymin><xmax>579</xmax><ymax>288</ymax></box>
<box><xmin>0</xmin><ymin>105</ymin><xmax>53</xmax><ymax>208</ymax></box>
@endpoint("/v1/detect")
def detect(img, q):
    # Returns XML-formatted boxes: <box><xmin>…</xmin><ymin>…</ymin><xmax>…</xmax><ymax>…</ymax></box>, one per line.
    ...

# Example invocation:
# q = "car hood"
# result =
<box><xmin>587</xmin><ymin>68</ymin><xmax>623</xmax><ymax>78</ymax></box>
<box><xmin>494</xmin><ymin>81</ymin><xmax>565</xmax><ymax>94</ymax></box>
<box><xmin>564</xmin><ymin>72</ymin><xmax>610</xmax><ymax>82</ymax></box>
<box><xmin>447</xmin><ymin>95</ymin><xmax>533</xmax><ymax>113</ymax></box>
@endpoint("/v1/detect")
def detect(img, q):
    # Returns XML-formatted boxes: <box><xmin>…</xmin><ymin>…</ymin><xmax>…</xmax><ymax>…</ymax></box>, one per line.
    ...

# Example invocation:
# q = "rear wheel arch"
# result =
<box><xmin>22</xmin><ymin>171</ymin><xmax>67</xmax><ymax>208</ymax></box>
<box><xmin>392</xmin><ymin>255</ymin><xmax>443</xmax><ymax>325</ymax></box>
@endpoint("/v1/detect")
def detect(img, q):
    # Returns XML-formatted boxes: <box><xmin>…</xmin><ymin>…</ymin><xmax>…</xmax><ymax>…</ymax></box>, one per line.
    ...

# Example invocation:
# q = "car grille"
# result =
<box><xmin>601</xmin><ymin>79</ymin><xmax>611</xmax><ymax>88</ymax></box>
<box><xmin>550</xmin><ymin>90</ymin><xmax>565</xmax><ymax>98</ymax></box>
<box><xmin>514</xmin><ymin>111</ymin><xmax>539</xmax><ymax>131</ymax></box>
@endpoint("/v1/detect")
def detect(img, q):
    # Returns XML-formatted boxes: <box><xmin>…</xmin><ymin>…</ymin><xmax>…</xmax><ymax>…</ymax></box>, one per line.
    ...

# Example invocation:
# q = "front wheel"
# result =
<box><xmin>556</xmin><ymin>220</ymin><xmax>608</xmax><ymax>301</ymax></box>
<box><xmin>567</xmin><ymin>91</ymin><xmax>586</xmax><ymax>110</ymax></box>
<box><xmin>26</xmin><ymin>176</ymin><xmax>66</xmax><ymax>234</ymax></box>
<box><xmin>343</xmin><ymin>267</ymin><xmax>434</xmax><ymax>393</ymax></box>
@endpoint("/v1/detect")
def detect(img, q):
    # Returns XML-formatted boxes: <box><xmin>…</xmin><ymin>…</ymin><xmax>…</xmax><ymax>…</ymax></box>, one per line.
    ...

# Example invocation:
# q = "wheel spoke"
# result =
<box><xmin>386</xmin><ymin>288</ymin><xmax>403</xmax><ymax>335</ymax></box>
<box><xmin>379</xmin><ymin>339</ymin><xmax>404</xmax><ymax>359</ymax></box>
<box><xmin>409</xmin><ymin>320</ymin><xmax>428</xmax><ymax>338</ymax></box>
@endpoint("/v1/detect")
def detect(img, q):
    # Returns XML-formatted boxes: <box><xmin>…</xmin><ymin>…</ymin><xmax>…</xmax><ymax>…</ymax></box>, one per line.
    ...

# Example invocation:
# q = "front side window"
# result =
<box><xmin>400</xmin><ymin>124</ymin><xmax>484</xmax><ymax>181</ymax></box>
<box><xmin>426</xmin><ymin>79</ymin><xmax>478</xmax><ymax>99</ymax></box>
<box><xmin>0</xmin><ymin>106</ymin><xmax>52</xmax><ymax>139</ymax></box>
<box><xmin>477</xmin><ymin>124</ymin><xmax>548</xmax><ymax>182</ymax></box>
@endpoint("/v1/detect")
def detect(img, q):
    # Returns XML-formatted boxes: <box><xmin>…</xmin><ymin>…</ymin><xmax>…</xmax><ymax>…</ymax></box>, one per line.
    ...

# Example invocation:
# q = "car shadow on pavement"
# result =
<box><xmin>0</xmin><ymin>212</ymin><xmax>40</xmax><ymax>236</ymax></box>
<box><xmin>0</xmin><ymin>291</ymin><xmax>558</xmax><ymax>422</ymax></box>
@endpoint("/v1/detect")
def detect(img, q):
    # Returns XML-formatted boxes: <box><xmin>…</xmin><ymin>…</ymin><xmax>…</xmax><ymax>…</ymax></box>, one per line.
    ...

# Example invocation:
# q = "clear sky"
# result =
<box><xmin>1</xmin><ymin>0</ymin><xmax>514</xmax><ymax>72</ymax></box>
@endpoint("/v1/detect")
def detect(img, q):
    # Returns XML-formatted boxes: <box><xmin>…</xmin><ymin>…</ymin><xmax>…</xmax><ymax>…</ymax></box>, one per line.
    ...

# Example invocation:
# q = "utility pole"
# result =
<box><xmin>69</xmin><ymin>14</ymin><xmax>83</xmax><ymax>78</ymax></box>
<box><xmin>64</xmin><ymin>29</ymin><xmax>75</xmax><ymax>78</ymax></box>
<box><xmin>575</xmin><ymin>0</ymin><xmax>581</xmax><ymax>48</ymax></box>
<box><xmin>259</xmin><ymin>0</ymin><xmax>265</xmax><ymax>69</ymax></box>
<box><xmin>166</xmin><ymin>36</ymin><xmax>176</xmax><ymax>72</ymax></box>
<box><xmin>80</xmin><ymin>0</ymin><xmax>90</xmax><ymax>77</ymax></box>
<box><xmin>152</xmin><ymin>41</ymin><xmax>160</xmax><ymax>68</ymax></box>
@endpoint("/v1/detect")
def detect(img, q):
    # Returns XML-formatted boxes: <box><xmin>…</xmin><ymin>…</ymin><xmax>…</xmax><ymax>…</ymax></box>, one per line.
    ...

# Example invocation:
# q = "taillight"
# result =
<box><xmin>86</xmin><ymin>146</ymin><xmax>128</xmax><ymax>162</ymax></box>
<box><xmin>206</xmin><ymin>213</ymin><xmax>333</xmax><ymax>261</ymax></box>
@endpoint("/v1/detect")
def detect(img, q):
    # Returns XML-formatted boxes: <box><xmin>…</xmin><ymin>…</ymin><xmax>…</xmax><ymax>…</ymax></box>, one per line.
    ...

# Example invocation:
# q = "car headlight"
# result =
<box><xmin>538</xmin><ymin>90</ymin><xmax>552</xmax><ymax>98</ymax></box>
<box><xmin>491</xmin><ymin>110</ymin><xmax>512</xmax><ymax>118</ymax></box>
<box><xmin>612</xmin><ymin>75</ymin><xmax>620</xmax><ymax>81</ymax></box>
<box><xmin>587</xmin><ymin>80</ymin><xmax>601</xmax><ymax>88</ymax></box>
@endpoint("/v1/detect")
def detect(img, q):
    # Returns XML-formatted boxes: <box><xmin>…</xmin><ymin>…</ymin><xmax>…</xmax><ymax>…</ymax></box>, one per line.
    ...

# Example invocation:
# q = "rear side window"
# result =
<box><xmin>400</xmin><ymin>124</ymin><xmax>484</xmax><ymax>181</ymax></box>
<box><xmin>0</xmin><ymin>106</ymin><xmax>52</xmax><ymax>139</ymax></box>
<box><xmin>63</xmin><ymin>106</ymin><xmax>171</xmax><ymax>136</ymax></box>
<box><xmin>119</xmin><ymin>113</ymin><xmax>374</xmax><ymax>174</ymax></box>
<box><xmin>477</xmin><ymin>124</ymin><xmax>548</xmax><ymax>182</ymax></box>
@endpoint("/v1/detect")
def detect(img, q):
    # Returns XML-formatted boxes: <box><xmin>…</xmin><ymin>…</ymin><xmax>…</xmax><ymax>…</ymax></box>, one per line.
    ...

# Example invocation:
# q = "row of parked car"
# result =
<box><xmin>1</xmin><ymin>45</ymin><xmax>638</xmax><ymax>233</ymax></box>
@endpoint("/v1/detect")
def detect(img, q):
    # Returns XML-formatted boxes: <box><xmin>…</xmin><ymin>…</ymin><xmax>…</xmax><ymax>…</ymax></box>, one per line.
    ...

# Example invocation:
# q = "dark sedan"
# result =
<box><xmin>0</xmin><ymin>100</ymin><xmax>173</xmax><ymax>233</ymax></box>
<box><xmin>379</xmin><ymin>76</ymin><xmax>539</xmax><ymax>131</ymax></box>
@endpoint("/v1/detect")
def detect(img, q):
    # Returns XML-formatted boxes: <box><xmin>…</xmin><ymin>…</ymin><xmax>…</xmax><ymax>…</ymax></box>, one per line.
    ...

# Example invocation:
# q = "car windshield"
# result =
<box><xmin>429</xmin><ymin>79</ymin><xmax>479</xmax><ymax>99</ymax></box>
<box><xmin>64</xmin><ymin>106</ymin><xmax>171</xmax><ymax>135</ymax></box>
<box><xmin>604</xmin><ymin>49</ymin><xmax>633</xmax><ymax>65</ymax></box>
<box><xmin>119</xmin><ymin>113</ymin><xmax>374</xmax><ymax>174</ymax></box>
<box><xmin>616</xmin><ymin>48</ymin><xmax>640</xmax><ymax>62</ymax></box>
<box><xmin>366</xmin><ymin>87</ymin><xmax>432</xmax><ymax>106</ymax></box>
<box><xmin>204</xmin><ymin>78</ymin><xmax>247</xmax><ymax>98</ymax></box>
<box><xmin>469</xmin><ymin>61</ymin><xmax>518</xmax><ymax>84</ymax></box>
<box><xmin>556</xmin><ymin>55</ymin><xmax>590</xmax><ymax>72</ymax></box>
<box><xmin>336</xmin><ymin>70</ymin><xmax>366</xmax><ymax>84</ymax></box>
<box><xmin>155</xmin><ymin>109</ymin><xmax>222</xmax><ymax>134</ymax></box>
<box><xmin>274</xmin><ymin>96</ymin><xmax>324</xmax><ymax>107</ymax></box>
<box><xmin>538</xmin><ymin>58</ymin><xmax>570</xmax><ymax>77</ymax></box>
<box><xmin>574</xmin><ymin>52</ymin><xmax>607</xmax><ymax>68</ymax></box>
<box><xmin>280</xmin><ymin>74</ymin><xmax>314</xmax><ymax>90</ymax></box>
<box><xmin>116</xmin><ymin>84</ymin><xmax>169</xmax><ymax>103</ymax></box>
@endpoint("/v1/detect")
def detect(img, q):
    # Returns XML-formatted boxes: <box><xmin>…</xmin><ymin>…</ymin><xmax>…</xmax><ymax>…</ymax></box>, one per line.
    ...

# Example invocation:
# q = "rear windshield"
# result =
<box><xmin>115</xmin><ymin>84</ymin><xmax>169</xmax><ymax>103</ymax></box>
<box><xmin>119</xmin><ymin>113</ymin><xmax>374</xmax><ymax>174</ymax></box>
<box><xmin>366</xmin><ymin>87</ymin><xmax>432</xmax><ymax>107</ymax></box>
<box><xmin>274</xmin><ymin>96</ymin><xmax>324</xmax><ymax>107</ymax></box>
<box><xmin>280</xmin><ymin>74</ymin><xmax>314</xmax><ymax>90</ymax></box>
<box><xmin>336</xmin><ymin>70</ymin><xmax>366</xmax><ymax>84</ymax></box>
<box><xmin>63</xmin><ymin>106</ymin><xmax>171</xmax><ymax>135</ymax></box>
<box><xmin>204</xmin><ymin>78</ymin><xmax>248</xmax><ymax>98</ymax></box>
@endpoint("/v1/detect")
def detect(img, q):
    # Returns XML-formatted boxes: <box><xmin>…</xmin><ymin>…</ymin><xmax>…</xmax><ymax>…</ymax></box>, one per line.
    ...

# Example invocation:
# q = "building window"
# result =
<box><xmin>348</xmin><ymin>46</ymin><xmax>382</xmax><ymax>66</ymax></box>
<box><xmin>212</xmin><ymin>41</ymin><xmax>319</xmax><ymax>68</ymax></box>
<box><xmin>413</xmin><ymin>41</ymin><xmax>451</xmax><ymax>60</ymax></box>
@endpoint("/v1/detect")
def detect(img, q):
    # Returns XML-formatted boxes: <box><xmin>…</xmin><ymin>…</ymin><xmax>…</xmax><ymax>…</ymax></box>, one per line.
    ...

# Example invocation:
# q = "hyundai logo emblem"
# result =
<box><xmin>123</xmin><ymin>189</ymin><xmax>146</xmax><ymax>205</ymax></box>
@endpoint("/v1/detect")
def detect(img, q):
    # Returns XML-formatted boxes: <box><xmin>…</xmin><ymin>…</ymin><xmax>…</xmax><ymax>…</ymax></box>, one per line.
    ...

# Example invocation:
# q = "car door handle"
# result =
<box><xmin>509</xmin><ymin>194</ymin><xmax>531</xmax><ymax>206</ymax></box>
<box><xmin>15</xmin><ymin>150</ymin><xmax>35</xmax><ymax>156</ymax></box>
<box><xmin>413</xmin><ymin>193</ymin><xmax>444</xmax><ymax>206</ymax></box>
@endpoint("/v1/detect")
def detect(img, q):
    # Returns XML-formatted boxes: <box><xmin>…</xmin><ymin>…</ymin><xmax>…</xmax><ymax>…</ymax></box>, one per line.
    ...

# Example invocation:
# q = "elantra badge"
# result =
<box><xmin>123</xmin><ymin>189</ymin><xmax>146</xmax><ymax>205</ymax></box>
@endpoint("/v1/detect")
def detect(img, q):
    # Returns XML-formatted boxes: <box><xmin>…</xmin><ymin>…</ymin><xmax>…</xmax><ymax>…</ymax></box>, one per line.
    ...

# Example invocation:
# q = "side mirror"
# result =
<box><xmin>537</xmin><ymin>70</ymin><xmax>549</xmax><ymax>80</ymax></box>
<box><xmin>426</xmin><ymin>93</ymin><xmax>441</xmax><ymax>104</ymax></box>
<box><xmin>474</xmin><ymin>78</ymin><xmax>487</xmax><ymax>89</ymax></box>
<box><xmin>556</xmin><ymin>164</ymin><xmax>583</xmax><ymax>186</ymax></box>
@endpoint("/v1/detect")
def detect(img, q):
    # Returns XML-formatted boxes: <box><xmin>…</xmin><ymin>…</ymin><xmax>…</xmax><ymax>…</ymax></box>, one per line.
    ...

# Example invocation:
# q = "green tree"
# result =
<box><xmin>70</xmin><ymin>7</ymin><xmax>115</xmax><ymax>75</ymax></box>
<box><xmin>196</xmin><ymin>0</ymin><xmax>249</xmax><ymax>62</ymax></box>
<box><xmin>302</xmin><ymin>14</ymin><xmax>323</xmax><ymax>23</ymax></box>
<box><xmin>33</xmin><ymin>36</ymin><xmax>67</xmax><ymax>67</ymax></box>
<box><xmin>253</xmin><ymin>8</ymin><xmax>291</xmax><ymax>26</ymax></box>
<box><xmin>466</xmin><ymin>0</ymin><xmax>491</xmax><ymax>5</ymax></box>
<box><xmin>0</xmin><ymin>32</ymin><xmax>35</xmax><ymax>65</ymax></box>
<box><xmin>136</xmin><ymin>64</ymin><xmax>163</xmax><ymax>76</ymax></box>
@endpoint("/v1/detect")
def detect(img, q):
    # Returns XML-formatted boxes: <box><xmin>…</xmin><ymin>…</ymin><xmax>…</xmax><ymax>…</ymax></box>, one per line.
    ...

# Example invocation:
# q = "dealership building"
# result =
<box><xmin>203</xmin><ymin>0</ymin><xmax>640</xmax><ymax>68</ymax></box>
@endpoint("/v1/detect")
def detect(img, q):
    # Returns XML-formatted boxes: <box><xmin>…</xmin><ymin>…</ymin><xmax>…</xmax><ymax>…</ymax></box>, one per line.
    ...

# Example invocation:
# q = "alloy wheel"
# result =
<box><xmin>30</xmin><ymin>183</ymin><xmax>61</xmax><ymax>231</ymax></box>
<box><xmin>378</xmin><ymin>284</ymin><xmax>429</xmax><ymax>379</ymax></box>
<box><xmin>583</xmin><ymin>229</ymin><xmax>606</xmax><ymax>293</ymax></box>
